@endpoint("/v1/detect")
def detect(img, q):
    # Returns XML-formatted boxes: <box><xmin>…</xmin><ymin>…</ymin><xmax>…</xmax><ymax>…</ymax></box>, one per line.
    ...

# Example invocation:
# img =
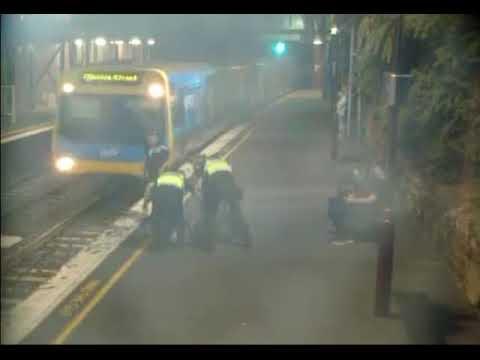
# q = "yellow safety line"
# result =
<box><xmin>51</xmin><ymin>247</ymin><xmax>145</xmax><ymax>345</ymax></box>
<box><xmin>51</xmin><ymin>127</ymin><xmax>254</xmax><ymax>345</ymax></box>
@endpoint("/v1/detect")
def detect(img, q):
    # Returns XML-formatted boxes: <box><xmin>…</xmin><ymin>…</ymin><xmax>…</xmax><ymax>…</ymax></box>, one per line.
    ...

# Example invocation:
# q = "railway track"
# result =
<box><xmin>1</xmin><ymin>173</ymin><xmax>113</xmax><ymax>256</ymax></box>
<box><xmin>1</xmin><ymin>176</ymin><xmax>142</xmax><ymax>313</ymax></box>
<box><xmin>0</xmin><ymin>121</ymin><xmax>255</xmax><ymax>326</ymax></box>
<box><xmin>1</xmin><ymin>172</ymin><xmax>84</xmax><ymax>219</ymax></box>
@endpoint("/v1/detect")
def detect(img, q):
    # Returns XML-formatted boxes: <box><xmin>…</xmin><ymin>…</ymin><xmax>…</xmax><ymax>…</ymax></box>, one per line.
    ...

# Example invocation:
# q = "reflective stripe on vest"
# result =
<box><xmin>204</xmin><ymin>159</ymin><xmax>232</xmax><ymax>176</ymax></box>
<box><xmin>157</xmin><ymin>172</ymin><xmax>184</xmax><ymax>189</ymax></box>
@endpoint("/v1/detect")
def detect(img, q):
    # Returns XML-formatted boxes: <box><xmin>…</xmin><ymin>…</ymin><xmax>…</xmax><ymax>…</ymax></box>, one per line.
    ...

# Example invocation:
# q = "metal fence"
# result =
<box><xmin>1</xmin><ymin>85</ymin><xmax>16</xmax><ymax>129</ymax></box>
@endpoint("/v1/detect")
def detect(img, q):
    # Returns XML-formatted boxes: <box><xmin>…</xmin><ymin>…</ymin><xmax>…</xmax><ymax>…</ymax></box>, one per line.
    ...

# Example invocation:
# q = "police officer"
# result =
<box><xmin>150</xmin><ymin>167</ymin><xmax>193</xmax><ymax>249</ymax></box>
<box><xmin>143</xmin><ymin>130</ymin><xmax>169</xmax><ymax>213</ymax></box>
<box><xmin>194</xmin><ymin>156</ymin><xmax>250</xmax><ymax>248</ymax></box>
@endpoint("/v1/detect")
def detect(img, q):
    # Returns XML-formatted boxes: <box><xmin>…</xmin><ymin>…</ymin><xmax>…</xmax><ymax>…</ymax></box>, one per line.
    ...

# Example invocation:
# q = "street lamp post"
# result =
<box><xmin>374</xmin><ymin>14</ymin><xmax>404</xmax><ymax>318</ymax></box>
<box><xmin>329</xmin><ymin>30</ymin><xmax>339</xmax><ymax>161</ymax></box>
<box><xmin>387</xmin><ymin>14</ymin><xmax>403</xmax><ymax>179</ymax></box>
<box><xmin>346</xmin><ymin>24</ymin><xmax>355</xmax><ymax>139</ymax></box>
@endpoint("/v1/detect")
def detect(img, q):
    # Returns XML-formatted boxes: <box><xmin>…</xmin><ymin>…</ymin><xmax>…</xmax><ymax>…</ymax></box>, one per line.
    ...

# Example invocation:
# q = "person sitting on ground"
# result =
<box><xmin>328</xmin><ymin>166</ymin><xmax>379</xmax><ymax>242</ymax></box>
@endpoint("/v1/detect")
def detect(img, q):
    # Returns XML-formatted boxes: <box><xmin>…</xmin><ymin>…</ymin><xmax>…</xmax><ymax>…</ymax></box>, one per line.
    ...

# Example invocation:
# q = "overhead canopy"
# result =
<box><xmin>3</xmin><ymin>14</ymin><xmax>311</xmax><ymax>44</ymax></box>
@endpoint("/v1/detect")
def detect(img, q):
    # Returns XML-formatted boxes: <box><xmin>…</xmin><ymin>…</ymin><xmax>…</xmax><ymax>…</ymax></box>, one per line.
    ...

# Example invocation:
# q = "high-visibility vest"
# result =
<box><xmin>156</xmin><ymin>171</ymin><xmax>185</xmax><ymax>189</ymax></box>
<box><xmin>204</xmin><ymin>159</ymin><xmax>232</xmax><ymax>176</ymax></box>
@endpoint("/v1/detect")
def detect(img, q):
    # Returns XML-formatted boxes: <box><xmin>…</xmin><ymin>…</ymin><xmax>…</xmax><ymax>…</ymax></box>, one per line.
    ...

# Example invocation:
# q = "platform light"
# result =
<box><xmin>129</xmin><ymin>37</ymin><xmax>142</xmax><ymax>46</ymax></box>
<box><xmin>56</xmin><ymin>157</ymin><xmax>75</xmax><ymax>172</ymax></box>
<box><xmin>95</xmin><ymin>37</ymin><xmax>107</xmax><ymax>47</ymax></box>
<box><xmin>147</xmin><ymin>83</ymin><xmax>164</xmax><ymax>99</ymax></box>
<box><xmin>313</xmin><ymin>35</ymin><xmax>323</xmax><ymax>46</ymax></box>
<box><xmin>114</xmin><ymin>40</ymin><xmax>124</xmax><ymax>45</ymax></box>
<box><xmin>331</xmin><ymin>26</ymin><xmax>339</xmax><ymax>35</ymax></box>
<box><xmin>62</xmin><ymin>82</ymin><xmax>75</xmax><ymax>94</ymax></box>
<box><xmin>74</xmin><ymin>38</ymin><xmax>84</xmax><ymax>47</ymax></box>
<box><xmin>147</xmin><ymin>38</ymin><xmax>155</xmax><ymax>46</ymax></box>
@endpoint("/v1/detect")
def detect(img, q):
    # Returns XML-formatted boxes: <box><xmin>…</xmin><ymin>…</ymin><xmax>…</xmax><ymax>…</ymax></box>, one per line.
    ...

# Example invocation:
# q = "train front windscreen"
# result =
<box><xmin>58</xmin><ymin>95</ymin><xmax>166</xmax><ymax>145</ymax></box>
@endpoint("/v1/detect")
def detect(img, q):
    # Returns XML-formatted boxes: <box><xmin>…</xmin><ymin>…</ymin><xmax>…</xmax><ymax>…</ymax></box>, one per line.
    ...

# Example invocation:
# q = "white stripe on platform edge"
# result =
<box><xmin>0</xmin><ymin>123</ymin><xmax>249</xmax><ymax>345</ymax></box>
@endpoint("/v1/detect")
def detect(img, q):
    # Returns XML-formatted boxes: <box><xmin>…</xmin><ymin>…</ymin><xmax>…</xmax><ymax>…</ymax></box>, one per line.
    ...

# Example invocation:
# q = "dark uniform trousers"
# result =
<box><xmin>151</xmin><ymin>184</ymin><xmax>185</xmax><ymax>245</ymax></box>
<box><xmin>202</xmin><ymin>171</ymin><xmax>247</xmax><ymax>242</ymax></box>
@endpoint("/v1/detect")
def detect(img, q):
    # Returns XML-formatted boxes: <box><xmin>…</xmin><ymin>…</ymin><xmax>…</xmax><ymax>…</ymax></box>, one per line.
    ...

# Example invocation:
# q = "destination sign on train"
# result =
<box><xmin>82</xmin><ymin>72</ymin><xmax>141</xmax><ymax>84</ymax></box>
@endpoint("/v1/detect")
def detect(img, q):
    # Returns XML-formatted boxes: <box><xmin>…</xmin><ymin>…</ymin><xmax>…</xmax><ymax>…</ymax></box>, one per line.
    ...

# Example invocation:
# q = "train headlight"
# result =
<box><xmin>56</xmin><ymin>156</ymin><xmax>75</xmax><ymax>172</ymax></box>
<box><xmin>147</xmin><ymin>83</ymin><xmax>164</xmax><ymax>99</ymax></box>
<box><xmin>62</xmin><ymin>82</ymin><xmax>75</xmax><ymax>94</ymax></box>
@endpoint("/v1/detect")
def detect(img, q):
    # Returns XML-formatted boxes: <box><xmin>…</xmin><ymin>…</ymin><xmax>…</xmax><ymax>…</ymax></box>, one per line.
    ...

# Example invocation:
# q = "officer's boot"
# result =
<box><xmin>202</xmin><ymin>216</ymin><xmax>215</xmax><ymax>252</ymax></box>
<box><xmin>231</xmin><ymin>203</ymin><xmax>251</xmax><ymax>248</ymax></box>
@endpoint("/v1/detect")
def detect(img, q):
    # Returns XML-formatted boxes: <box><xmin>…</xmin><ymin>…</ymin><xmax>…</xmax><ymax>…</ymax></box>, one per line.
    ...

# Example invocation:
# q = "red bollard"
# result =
<box><xmin>374</xmin><ymin>209</ymin><xmax>395</xmax><ymax>317</ymax></box>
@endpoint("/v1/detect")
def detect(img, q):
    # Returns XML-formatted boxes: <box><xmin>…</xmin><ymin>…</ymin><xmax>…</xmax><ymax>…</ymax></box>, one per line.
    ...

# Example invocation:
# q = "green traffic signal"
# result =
<box><xmin>272</xmin><ymin>41</ymin><xmax>286</xmax><ymax>56</ymax></box>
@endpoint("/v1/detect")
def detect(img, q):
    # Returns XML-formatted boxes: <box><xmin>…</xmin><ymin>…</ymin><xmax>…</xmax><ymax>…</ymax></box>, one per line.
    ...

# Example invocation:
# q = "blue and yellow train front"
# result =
<box><xmin>53</xmin><ymin>67</ymin><xmax>173</xmax><ymax>177</ymax></box>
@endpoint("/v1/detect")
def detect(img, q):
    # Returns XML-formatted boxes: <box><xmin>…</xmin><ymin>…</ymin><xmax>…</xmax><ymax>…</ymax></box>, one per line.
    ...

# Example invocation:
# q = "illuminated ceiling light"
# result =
<box><xmin>62</xmin><ymin>82</ymin><xmax>75</xmax><ymax>94</ymax></box>
<box><xmin>147</xmin><ymin>83</ymin><xmax>164</xmax><ymax>99</ymax></box>
<box><xmin>95</xmin><ymin>37</ymin><xmax>107</xmax><ymax>47</ymax></box>
<box><xmin>129</xmin><ymin>37</ymin><xmax>142</xmax><ymax>46</ymax></box>
<box><xmin>295</xmin><ymin>18</ymin><xmax>304</xmax><ymax>29</ymax></box>
<box><xmin>115</xmin><ymin>40</ymin><xmax>124</xmax><ymax>45</ymax></box>
<box><xmin>331</xmin><ymin>26</ymin><xmax>339</xmax><ymax>35</ymax></box>
<box><xmin>74</xmin><ymin>38</ymin><xmax>84</xmax><ymax>47</ymax></box>
<box><xmin>147</xmin><ymin>38</ymin><xmax>155</xmax><ymax>46</ymax></box>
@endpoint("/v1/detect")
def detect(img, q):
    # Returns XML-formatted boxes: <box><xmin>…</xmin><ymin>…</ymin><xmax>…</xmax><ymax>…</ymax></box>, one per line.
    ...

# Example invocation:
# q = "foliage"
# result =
<box><xmin>356</xmin><ymin>15</ymin><xmax>399</xmax><ymax>109</ymax></box>
<box><xmin>401</xmin><ymin>15</ymin><xmax>479</xmax><ymax>179</ymax></box>
<box><xmin>358</xmin><ymin>15</ymin><xmax>396</xmax><ymax>64</ymax></box>
<box><xmin>357</xmin><ymin>14</ymin><xmax>480</xmax><ymax>183</ymax></box>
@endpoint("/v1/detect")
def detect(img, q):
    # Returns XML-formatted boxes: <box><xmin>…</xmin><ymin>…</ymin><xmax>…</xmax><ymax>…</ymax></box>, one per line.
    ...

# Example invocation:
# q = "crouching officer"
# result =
<box><xmin>151</xmin><ymin>166</ymin><xmax>193</xmax><ymax>249</ymax></box>
<box><xmin>194</xmin><ymin>156</ymin><xmax>251</xmax><ymax>248</ymax></box>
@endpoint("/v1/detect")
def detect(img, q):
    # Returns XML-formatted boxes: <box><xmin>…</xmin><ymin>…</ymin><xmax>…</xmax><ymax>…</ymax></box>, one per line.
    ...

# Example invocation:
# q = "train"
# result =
<box><xmin>53</xmin><ymin>57</ymin><xmax>299</xmax><ymax>177</ymax></box>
